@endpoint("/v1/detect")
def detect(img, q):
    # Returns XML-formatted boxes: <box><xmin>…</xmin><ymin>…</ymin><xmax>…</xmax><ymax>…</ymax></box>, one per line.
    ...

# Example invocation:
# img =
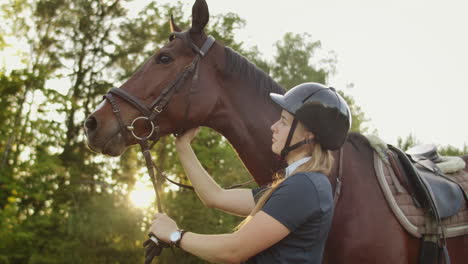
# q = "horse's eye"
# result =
<box><xmin>156</xmin><ymin>54</ymin><xmax>173</xmax><ymax>64</ymax></box>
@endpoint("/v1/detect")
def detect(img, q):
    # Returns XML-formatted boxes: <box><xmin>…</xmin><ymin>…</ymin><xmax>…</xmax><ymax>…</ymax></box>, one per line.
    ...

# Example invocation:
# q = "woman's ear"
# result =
<box><xmin>305</xmin><ymin>131</ymin><xmax>315</xmax><ymax>141</ymax></box>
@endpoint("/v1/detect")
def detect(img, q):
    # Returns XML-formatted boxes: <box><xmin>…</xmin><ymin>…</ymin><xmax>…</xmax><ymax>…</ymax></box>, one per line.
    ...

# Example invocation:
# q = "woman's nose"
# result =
<box><xmin>271</xmin><ymin>121</ymin><xmax>278</xmax><ymax>133</ymax></box>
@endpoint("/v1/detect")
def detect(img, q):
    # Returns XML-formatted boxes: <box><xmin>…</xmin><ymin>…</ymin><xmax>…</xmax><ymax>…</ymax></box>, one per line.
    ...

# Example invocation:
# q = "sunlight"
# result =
<box><xmin>129</xmin><ymin>179</ymin><xmax>156</xmax><ymax>209</ymax></box>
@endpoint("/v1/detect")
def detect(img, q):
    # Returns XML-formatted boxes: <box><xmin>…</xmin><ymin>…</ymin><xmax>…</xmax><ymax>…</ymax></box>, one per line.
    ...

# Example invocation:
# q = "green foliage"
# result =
<box><xmin>397</xmin><ymin>133</ymin><xmax>421</xmax><ymax>151</ymax></box>
<box><xmin>338</xmin><ymin>87</ymin><xmax>370</xmax><ymax>133</ymax></box>
<box><xmin>397</xmin><ymin>134</ymin><xmax>467</xmax><ymax>157</ymax></box>
<box><xmin>269</xmin><ymin>33</ymin><xmax>369</xmax><ymax>133</ymax></box>
<box><xmin>271</xmin><ymin>32</ymin><xmax>327</xmax><ymax>88</ymax></box>
<box><xmin>438</xmin><ymin>145</ymin><xmax>468</xmax><ymax>156</ymax></box>
<box><xmin>0</xmin><ymin>0</ymin><xmax>372</xmax><ymax>263</ymax></box>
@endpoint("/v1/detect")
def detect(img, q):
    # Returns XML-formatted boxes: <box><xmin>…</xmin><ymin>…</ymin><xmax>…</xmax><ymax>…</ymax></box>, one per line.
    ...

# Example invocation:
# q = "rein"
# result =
<box><xmin>104</xmin><ymin>30</ymin><xmax>216</xmax><ymax>213</ymax></box>
<box><xmin>104</xmin><ymin>30</ymin><xmax>216</xmax><ymax>263</ymax></box>
<box><xmin>104</xmin><ymin>31</ymin><xmax>253</xmax><ymax>262</ymax></box>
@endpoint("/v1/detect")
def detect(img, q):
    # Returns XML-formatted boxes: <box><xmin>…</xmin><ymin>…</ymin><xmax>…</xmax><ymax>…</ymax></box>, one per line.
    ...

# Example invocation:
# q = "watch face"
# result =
<box><xmin>170</xmin><ymin>231</ymin><xmax>181</xmax><ymax>242</ymax></box>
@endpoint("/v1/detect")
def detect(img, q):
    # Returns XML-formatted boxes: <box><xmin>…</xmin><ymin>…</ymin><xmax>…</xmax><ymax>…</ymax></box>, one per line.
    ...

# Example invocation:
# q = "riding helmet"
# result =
<box><xmin>270</xmin><ymin>82</ymin><xmax>352</xmax><ymax>151</ymax></box>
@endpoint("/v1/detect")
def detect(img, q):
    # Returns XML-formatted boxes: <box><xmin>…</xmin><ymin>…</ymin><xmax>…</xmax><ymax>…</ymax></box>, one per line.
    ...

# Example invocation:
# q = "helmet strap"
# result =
<box><xmin>280</xmin><ymin>118</ymin><xmax>298</xmax><ymax>160</ymax></box>
<box><xmin>285</xmin><ymin>138</ymin><xmax>316</xmax><ymax>154</ymax></box>
<box><xmin>280</xmin><ymin>118</ymin><xmax>315</xmax><ymax>161</ymax></box>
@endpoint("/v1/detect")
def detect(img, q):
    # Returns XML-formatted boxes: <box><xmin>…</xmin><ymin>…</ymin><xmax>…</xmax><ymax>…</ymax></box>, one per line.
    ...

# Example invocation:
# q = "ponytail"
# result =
<box><xmin>236</xmin><ymin>143</ymin><xmax>334</xmax><ymax>230</ymax></box>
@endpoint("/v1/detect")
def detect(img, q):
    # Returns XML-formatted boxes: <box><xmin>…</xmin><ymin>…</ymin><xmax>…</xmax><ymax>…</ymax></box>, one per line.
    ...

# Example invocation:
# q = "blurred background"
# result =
<box><xmin>0</xmin><ymin>0</ymin><xmax>466</xmax><ymax>263</ymax></box>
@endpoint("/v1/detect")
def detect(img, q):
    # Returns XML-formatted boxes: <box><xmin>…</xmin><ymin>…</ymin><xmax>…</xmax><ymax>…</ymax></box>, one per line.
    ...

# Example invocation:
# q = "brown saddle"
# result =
<box><xmin>373</xmin><ymin>144</ymin><xmax>468</xmax><ymax>264</ymax></box>
<box><xmin>387</xmin><ymin>144</ymin><xmax>468</xmax><ymax>264</ymax></box>
<box><xmin>387</xmin><ymin>144</ymin><xmax>467</xmax><ymax>222</ymax></box>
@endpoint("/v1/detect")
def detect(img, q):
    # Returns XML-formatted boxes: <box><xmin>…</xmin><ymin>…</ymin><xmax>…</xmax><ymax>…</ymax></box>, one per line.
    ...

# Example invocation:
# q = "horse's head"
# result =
<box><xmin>85</xmin><ymin>0</ymin><xmax>222</xmax><ymax>156</ymax></box>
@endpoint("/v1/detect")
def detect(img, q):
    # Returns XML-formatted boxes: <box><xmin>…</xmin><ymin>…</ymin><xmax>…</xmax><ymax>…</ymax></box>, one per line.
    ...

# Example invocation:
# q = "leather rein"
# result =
<box><xmin>103</xmin><ymin>26</ymin><xmax>345</xmax><ymax>210</ymax></box>
<box><xmin>103</xmin><ymin>30</ymin><xmax>345</xmax><ymax>262</ymax></box>
<box><xmin>104</xmin><ymin>30</ymin><xmax>216</xmax><ymax>213</ymax></box>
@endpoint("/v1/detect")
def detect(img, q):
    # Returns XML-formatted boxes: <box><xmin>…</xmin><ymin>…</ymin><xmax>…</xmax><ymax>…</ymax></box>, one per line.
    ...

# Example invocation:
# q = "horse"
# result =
<box><xmin>84</xmin><ymin>0</ymin><xmax>468</xmax><ymax>262</ymax></box>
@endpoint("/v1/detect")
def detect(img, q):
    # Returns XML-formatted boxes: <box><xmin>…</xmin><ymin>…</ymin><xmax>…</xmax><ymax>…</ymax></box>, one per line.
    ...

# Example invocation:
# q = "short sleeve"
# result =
<box><xmin>261</xmin><ymin>173</ymin><xmax>331</xmax><ymax>231</ymax></box>
<box><xmin>251</xmin><ymin>185</ymin><xmax>269</xmax><ymax>204</ymax></box>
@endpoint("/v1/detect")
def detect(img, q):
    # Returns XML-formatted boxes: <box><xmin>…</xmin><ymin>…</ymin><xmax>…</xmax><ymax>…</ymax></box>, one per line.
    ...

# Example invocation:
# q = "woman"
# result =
<box><xmin>149</xmin><ymin>82</ymin><xmax>351</xmax><ymax>263</ymax></box>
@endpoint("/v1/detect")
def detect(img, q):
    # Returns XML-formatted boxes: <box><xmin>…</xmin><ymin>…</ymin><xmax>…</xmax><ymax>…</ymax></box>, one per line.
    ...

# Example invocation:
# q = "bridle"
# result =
<box><xmin>104</xmin><ymin>29</ymin><xmax>216</xmax><ymax>206</ymax></box>
<box><xmin>102</xmin><ymin>29</ymin><xmax>344</xmax><ymax>262</ymax></box>
<box><xmin>105</xmin><ymin>30</ymin><xmax>216</xmax><ymax>149</ymax></box>
<box><xmin>103</xmin><ymin>30</ymin><xmax>217</xmax><ymax>262</ymax></box>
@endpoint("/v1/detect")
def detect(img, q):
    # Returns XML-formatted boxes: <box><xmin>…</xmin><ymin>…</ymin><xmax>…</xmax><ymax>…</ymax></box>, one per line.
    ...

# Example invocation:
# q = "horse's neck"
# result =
<box><xmin>205</xmin><ymin>81</ymin><xmax>282</xmax><ymax>186</ymax></box>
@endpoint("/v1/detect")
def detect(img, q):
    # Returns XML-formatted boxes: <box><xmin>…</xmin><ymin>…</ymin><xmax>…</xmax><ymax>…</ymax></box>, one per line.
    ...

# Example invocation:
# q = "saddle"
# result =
<box><xmin>386</xmin><ymin>144</ymin><xmax>468</xmax><ymax>264</ymax></box>
<box><xmin>387</xmin><ymin>144</ymin><xmax>467</xmax><ymax>222</ymax></box>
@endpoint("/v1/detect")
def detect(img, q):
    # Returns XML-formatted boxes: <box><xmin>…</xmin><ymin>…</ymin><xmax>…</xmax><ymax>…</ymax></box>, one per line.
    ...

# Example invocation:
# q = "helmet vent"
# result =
<box><xmin>302</xmin><ymin>88</ymin><xmax>326</xmax><ymax>103</ymax></box>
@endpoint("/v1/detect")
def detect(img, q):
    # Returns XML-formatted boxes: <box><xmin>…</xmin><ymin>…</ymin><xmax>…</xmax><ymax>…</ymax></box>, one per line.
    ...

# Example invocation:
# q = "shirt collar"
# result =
<box><xmin>285</xmin><ymin>156</ymin><xmax>312</xmax><ymax>178</ymax></box>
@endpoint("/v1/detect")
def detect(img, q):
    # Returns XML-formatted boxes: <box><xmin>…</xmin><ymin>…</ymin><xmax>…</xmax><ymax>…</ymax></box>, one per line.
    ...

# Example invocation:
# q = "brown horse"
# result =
<box><xmin>84</xmin><ymin>0</ymin><xmax>468</xmax><ymax>263</ymax></box>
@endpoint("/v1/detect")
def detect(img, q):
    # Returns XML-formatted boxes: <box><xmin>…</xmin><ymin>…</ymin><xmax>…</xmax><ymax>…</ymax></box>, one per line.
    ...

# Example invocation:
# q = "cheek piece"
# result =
<box><xmin>280</xmin><ymin>118</ymin><xmax>315</xmax><ymax>161</ymax></box>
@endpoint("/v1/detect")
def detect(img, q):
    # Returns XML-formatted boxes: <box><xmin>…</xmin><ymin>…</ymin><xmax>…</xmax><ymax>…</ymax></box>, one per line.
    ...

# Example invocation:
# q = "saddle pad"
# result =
<box><xmin>373</xmin><ymin>152</ymin><xmax>468</xmax><ymax>238</ymax></box>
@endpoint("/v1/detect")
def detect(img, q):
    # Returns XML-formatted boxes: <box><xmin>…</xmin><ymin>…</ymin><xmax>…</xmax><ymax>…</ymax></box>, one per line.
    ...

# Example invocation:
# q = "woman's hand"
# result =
<box><xmin>149</xmin><ymin>213</ymin><xmax>179</xmax><ymax>243</ymax></box>
<box><xmin>175</xmin><ymin>127</ymin><xmax>201</xmax><ymax>147</ymax></box>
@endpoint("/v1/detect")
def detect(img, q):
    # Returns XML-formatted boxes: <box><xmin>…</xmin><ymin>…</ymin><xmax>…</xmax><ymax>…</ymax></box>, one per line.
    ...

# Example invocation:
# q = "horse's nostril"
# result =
<box><xmin>85</xmin><ymin>116</ymin><xmax>97</xmax><ymax>132</ymax></box>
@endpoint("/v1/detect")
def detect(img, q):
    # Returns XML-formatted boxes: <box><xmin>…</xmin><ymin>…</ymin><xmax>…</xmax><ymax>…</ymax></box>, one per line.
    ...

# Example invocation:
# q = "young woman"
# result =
<box><xmin>149</xmin><ymin>82</ymin><xmax>351</xmax><ymax>263</ymax></box>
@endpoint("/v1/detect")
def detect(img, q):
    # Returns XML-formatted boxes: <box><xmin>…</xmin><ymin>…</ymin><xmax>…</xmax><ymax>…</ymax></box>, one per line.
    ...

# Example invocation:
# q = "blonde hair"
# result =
<box><xmin>237</xmin><ymin>142</ymin><xmax>334</xmax><ymax>229</ymax></box>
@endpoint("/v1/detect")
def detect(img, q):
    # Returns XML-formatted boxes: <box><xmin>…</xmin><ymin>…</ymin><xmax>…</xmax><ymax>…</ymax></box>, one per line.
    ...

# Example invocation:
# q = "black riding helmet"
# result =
<box><xmin>270</xmin><ymin>82</ymin><xmax>351</xmax><ymax>159</ymax></box>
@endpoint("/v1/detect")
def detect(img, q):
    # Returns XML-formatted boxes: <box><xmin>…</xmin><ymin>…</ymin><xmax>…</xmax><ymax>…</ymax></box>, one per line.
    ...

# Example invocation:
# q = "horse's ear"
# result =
<box><xmin>191</xmin><ymin>0</ymin><xmax>209</xmax><ymax>33</ymax></box>
<box><xmin>170</xmin><ymin>14</ymin><xmax>181</xmax><ymax>32</ymax></box>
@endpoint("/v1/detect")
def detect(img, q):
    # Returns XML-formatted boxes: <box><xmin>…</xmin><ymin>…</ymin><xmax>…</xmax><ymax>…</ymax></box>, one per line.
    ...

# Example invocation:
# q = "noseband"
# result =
<box><xmin>105</xmin><ymin>30</ymin><xmax>216</xmax><ymax>143</ymax></box>
<box><xmin>104</xmin><ymin>30</ymin><xmax>215</xmax><ymax>208</ymax></box>
<box><xmin>103</xmin><ymin>31</ymin><xmax>217</xmax><ymax>261</ymax></box>
<box><xmin>102</xmin><ymin>31</ymin><xmax>260</xmax><ymax>261</ymax></box>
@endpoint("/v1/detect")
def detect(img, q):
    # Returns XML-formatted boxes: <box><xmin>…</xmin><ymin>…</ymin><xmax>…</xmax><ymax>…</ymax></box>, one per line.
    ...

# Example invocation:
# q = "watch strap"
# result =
<box><xmin>175</xmin><ymin>230</ymin><xmax>187</xmax><ymax>248</ymax></box>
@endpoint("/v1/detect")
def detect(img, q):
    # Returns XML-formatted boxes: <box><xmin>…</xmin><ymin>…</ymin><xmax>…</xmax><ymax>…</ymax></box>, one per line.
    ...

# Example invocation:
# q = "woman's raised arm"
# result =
<box><xmin>176</xmin><ymin>128</ymin><xmax>256</xmax><ymax>216</ymax></box>
<box><xmin>151</xmin><ymin>211</ymin><xmax>290</xmax><ymax>264</ymax></box>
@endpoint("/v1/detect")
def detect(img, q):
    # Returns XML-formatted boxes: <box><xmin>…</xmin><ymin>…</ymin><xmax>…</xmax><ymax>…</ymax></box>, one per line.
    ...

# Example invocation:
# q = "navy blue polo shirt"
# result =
<box><xmin>245</xmin><ymin>172</ymin><xmax>333</xmax><ymax>264</ymax></box>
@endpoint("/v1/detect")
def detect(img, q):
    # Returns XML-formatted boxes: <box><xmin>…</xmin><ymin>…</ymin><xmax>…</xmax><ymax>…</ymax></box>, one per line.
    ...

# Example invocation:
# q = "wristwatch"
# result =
<box><xmin>169</xmin><ymin>229</ymin><xmax>187</xmax><ymax>247</ymax></box>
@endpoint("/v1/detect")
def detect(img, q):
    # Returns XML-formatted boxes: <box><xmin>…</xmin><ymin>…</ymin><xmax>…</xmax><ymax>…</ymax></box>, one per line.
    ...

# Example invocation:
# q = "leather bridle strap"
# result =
<box><xmin>105</xmin><ymin>31</ymin><xmax>216</xmax><ymax>143</ymax></box>
<box><xmin>104</xmin><ymin>93</ymin><xmax>130</xmax><ymax>139</ymax></box>
<box><xmin>103</xmin><ymin>31</ymin><xmax>217</xmax><ymax>216</ymax></box>
<box><xmin>103</xmin><ymin>31</ymin><xmax>217</xmax><ymax>262</ymax></box>
<box><xmin>107</xmin><ymin>88</ymin><xmax>152</xmax><ymax>117</ymax></box>
<box><xmin>333</xmin><ymin>147</ymin><xmax>344</xmax><ymax>206</ymax></box>
<box><xmin>147</xmin><ymin>55</ymin><xmax>200</xmax><ymax>119</ymax></box>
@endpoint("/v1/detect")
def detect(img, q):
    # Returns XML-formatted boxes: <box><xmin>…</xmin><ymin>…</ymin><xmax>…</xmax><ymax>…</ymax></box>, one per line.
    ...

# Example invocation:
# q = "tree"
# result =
<box><xmin>338</xmin><ymin>84</ymin><xmax>370</xmax><ymax>134</ymax></box>
<box><xmin>0</xmin><ymin>1</ymin><xmax>256</xmax><ymax>263</ymax></box>
<box><xmin>269</xmin><ymin>33</ymin><xmax>369</xmax><ymax>133</ymax></box>
<box><xmin>438</xmin><ymin>145</ymin><xmax>468</xmax><ymax>156</ymax></box>
<box><xmin>397</xmin><ymin>133</ymin><xmax>421</xmax><ymax>151</ymax></box>
<box><xmin>271</xmin><ymin>32</ymin><xmax>327</xmax><ymax>88</ymax></box>
<box><xmin>0</xmin><ymin>1</ymin><xmax>372</xmax><ymax>263</ymax></box>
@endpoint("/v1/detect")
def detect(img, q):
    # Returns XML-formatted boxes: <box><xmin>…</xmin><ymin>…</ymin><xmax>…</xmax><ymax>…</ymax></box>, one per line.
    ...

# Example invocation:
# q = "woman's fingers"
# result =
<box><xmin>190</xmin><ymin>127</ymin><xmax>201</xmax><ymax>136</ymax></box>
<box><xmin>153</xmin><ymin>213</ymin><xmax>165</xmax><ymax>220</ymax></box>
<box><xmin>176</xmin><ymin>127</ymin><xmax>201</xmax><ymax>143</ymax></box>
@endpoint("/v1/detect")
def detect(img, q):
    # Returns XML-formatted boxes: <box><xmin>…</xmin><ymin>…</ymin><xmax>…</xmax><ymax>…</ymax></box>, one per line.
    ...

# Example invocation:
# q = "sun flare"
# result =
<box><xmin>129</xmin><ymin>180</ymin><xmax>156</xmax><ymax>209</ymax></box>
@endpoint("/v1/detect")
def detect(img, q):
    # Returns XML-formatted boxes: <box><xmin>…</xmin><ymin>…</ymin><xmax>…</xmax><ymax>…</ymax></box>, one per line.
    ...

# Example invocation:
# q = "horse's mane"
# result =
<box><xmin>224</xmin><ymin>47</ymin><xmax>285</xmax><ymax>97</ymax></box>
<box><xmin>346</xmin><ymin>132</ymin><xmax>372</xmax><ymax>152</ymax></box>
